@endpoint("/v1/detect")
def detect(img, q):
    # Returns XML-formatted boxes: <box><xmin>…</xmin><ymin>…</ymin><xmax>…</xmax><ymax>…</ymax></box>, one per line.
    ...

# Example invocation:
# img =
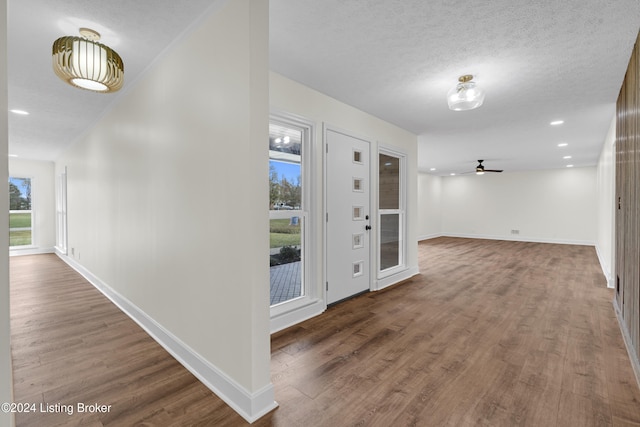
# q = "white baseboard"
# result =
<box><xmin>440</xmin><ymin>232</ymin><xmax>595</xmax><ymax>247</ymax></box>
<box><xmin>9</xmin><ymin>246</ymin><xmax>55</xmax><ymax>256</ymax></box>
<box><xmin>595</xmin><ymin>244</ymin><xmax>614</xmax><ymax>288</ymax></box>
<box><xmin>613</xmin><ymin>298</ymin><xmax>640</xmax><ymax>390</ymax></box>
<box><xmin>56</xmin><ymin>253</ymin><xmax>277</xmax><ymax>423</ymax></box>
<box><xmin>376</xmin><ymin>266</ymin><xmax>420</xmax><ymax>291</ymax></box>
<box><xmin>417</xmin><ymin>233</ymin><xmax>443</xmax><ymax>242</ymax></box>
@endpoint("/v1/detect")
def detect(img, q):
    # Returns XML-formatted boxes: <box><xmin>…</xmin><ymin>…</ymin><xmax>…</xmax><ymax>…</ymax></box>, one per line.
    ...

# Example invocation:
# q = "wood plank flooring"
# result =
<box><xmin>10</xmin><ymin>237</ymin><xmax>640</xmax><ymax>426</ymax></box>
<box><xmin>10</xmin><ymin>254</ymin><xmax>248</xmax><ymax>427</ymax></box>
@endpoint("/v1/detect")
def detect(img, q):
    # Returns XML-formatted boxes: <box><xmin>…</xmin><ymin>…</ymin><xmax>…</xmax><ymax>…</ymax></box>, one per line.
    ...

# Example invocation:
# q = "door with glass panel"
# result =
<box><xmin>269</xmin><ymin>120</ymin><xmax>305</xmax><ymax>306</ymax></box>
<box><xmin>378</xmin><ymin>150</ymin><xmax>405</xmax><ymax>277</ymax></box>
<box><xmin>326</xmin><ymin>129</ymin><xmax>371</xmax><ymax>304</ymax></box>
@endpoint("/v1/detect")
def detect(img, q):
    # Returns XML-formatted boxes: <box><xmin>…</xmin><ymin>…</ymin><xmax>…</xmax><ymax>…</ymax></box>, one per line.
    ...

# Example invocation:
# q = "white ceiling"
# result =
<box><xmin>8</xmin><ymin>1</ymin><xmax>640</xmax><ymax>176</ymax></box>
<box><xmin>7</xmin><ymin>0</ymin><xmax>217</xmax><ymax>160</ymax></box>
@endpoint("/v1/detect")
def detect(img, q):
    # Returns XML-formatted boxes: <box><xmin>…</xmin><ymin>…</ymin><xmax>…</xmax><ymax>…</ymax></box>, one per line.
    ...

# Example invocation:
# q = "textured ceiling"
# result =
<box><xmin>270</xmin><ymin>0</ymin><xmax>640</xmax><ymax>175</ymax></box>
<box><xmin>7</xmin><ymin>1</ymin><xmax>640</xmax><ymax>176</ymax></box>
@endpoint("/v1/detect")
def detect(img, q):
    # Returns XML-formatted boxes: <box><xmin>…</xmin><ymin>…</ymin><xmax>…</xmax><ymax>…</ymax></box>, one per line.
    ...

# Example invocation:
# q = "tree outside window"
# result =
<box><xmin>9</xmin><ymin>177</ymin><xmax>32</xmax><ymax>247</ymax></box>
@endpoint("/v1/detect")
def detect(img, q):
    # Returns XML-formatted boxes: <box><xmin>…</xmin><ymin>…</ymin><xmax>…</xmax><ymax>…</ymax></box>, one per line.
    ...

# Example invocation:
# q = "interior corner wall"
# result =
<box><xmin>269</xmin><ymin>71</ymin><xmax>419</xmax><ymax>297</ymax></box>
<box><xmin>417</xmin><ymin>172</ymin><xmax>442</xmax><ymax>240</ymax></box>
<box><xmin>441</xmin><ymin>167</ymin><xmax>598</xmax><ymax>245</ymax></box>
<box><xmin>1</xmin><ymin>1</ymin><xmax>15</xmax><ymax>425</ymax></box>
<box><xmin>9</xmin><ymin>158</ymin><xmax>56</xmax><ymax>255</ymax></box>
<box><xmin>596</xmin><ymin>116</ymin><xmax>616</xmax><ymax>287</ymax></box>
<box><xmin>54</xmin><ymin>0</ymin><xmax>273</xmax><ymax>421</ymax></box>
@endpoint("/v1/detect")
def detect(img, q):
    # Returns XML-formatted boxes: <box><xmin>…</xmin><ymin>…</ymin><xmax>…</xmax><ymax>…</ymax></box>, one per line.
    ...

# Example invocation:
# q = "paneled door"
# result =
<box><xmin>326</xmin><ymin>129</ymin><xmax>371</xmax><ymax>304</ymax></box>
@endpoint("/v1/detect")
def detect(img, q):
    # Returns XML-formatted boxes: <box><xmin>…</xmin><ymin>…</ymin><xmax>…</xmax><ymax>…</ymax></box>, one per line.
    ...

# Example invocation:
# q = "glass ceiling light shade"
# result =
<box><xmin>447</xmin><ymin>74</ymin><xmax>485</xmax><ymax>111</ymax></box>
<box><xmin>52</xmin><ymin>28</ymin><xmax>124</xmax><ymax>93</ymax></box>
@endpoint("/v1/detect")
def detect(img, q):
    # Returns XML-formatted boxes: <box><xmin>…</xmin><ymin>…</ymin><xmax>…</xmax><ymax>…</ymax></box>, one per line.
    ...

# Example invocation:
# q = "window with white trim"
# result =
<box><xmin>269</xmin><ymin>114</ymin><xmax>314</xmax><ymax>309</ymax></box>
<box><xmin>56</xmin><ymin>169</ymin><xmax>68</xmax><ymax>254</ymax></box>
<box><xmin>9</xmin><ymin>176</ymin><xmax>33</xmax><ymax>247</ymax></box>
<box><xmin>378</xmin><ymin>150</ymin><xmax>405</xmax><ymax>276</ymax></box>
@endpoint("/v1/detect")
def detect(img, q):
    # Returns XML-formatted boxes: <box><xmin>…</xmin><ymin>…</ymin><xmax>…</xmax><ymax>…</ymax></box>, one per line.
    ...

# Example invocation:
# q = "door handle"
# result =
<box><xmin>365</xmin><ymin>225</ymin><xmax>372</xmax><ymax>231</ymax></box>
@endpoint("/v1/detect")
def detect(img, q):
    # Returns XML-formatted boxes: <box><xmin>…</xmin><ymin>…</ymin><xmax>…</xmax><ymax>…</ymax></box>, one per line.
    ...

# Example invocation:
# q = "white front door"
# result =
<box><xmin>326</xmin><ymin>129</ymin><xmax>371</xmax><ymax>304</ymax></box>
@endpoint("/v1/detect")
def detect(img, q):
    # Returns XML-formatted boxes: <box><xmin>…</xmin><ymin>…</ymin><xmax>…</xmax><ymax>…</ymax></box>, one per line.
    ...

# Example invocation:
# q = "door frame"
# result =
<box><xmin>377</xmin><ymin>145</ymin><xmax>408</xmax><ymax>281</ymax></box>
<box><xmin>323</xmin><ymin>124</ymin><xmax>374</xmax><ymax>305</ymax></box>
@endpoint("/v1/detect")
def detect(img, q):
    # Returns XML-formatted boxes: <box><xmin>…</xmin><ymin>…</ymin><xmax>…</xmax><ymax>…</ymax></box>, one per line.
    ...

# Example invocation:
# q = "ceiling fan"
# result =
<box><xmin>472</xmin><ymin>160</ymin><xmax>503</xmax><ymax>175</ymax></box>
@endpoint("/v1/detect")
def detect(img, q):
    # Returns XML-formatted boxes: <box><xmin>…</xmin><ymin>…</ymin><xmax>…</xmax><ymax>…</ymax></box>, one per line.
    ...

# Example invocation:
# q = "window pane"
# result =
<box><xmin>269</xmin><ymin>123</ymin><xmax>302</xmax><ymax>211</ymax></box>
<box><xmin>269</xmin><ymin>217</ymin><xmax>302</xmax><ymax>305</ymax></box>
<box><xmin>380</xmin><ymin>213</ymin><xmax>400</xmax><ymax>270</ymax></box>
<box><xmin>379</xmin><ymin>154</ymin><xmax>399</xmax><ymax>209</ymax></box>
<box><xmin>9</xmin><ymin>177</ymin><xmax>31</xmax><ymax>210</ymax></box>
<box><xmin>9</xmin><ymin>177</ymin><xmax>32</xmax><ymax>247</ymax></box>
<box><xmin>269</xmin><ymin>122</ymin><xmax>304</xmax><ymax>306</ymax></box>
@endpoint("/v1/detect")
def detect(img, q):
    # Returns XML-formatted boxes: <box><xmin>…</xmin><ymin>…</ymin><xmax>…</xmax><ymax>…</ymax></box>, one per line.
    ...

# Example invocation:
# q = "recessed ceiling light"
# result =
<box><xmin>557</xmin><ymin>143</ymin><xmax>568</xmax><ymax>147</ymax></box>
<box><xmin>430</xmin><ymin>168</ymin><xmax>436</xmax><ymax>171</ymax></box>
<box><xmin>550</xmin><ymin>120</ymin><xmax>564</xmax><ymax>126</ymax></box>
<box><xmin>10</xmin><ymin>109</ymin><xmax>29</xmax><ymax>115</ymax></box>
<box><xmin>566</xmin><ymin>164</ymin><xmax>574</xmax><ymax>168</ymax></box>
<box><xmin>450</xmin><ymin>173</ymin><xmax>456</xmax><ymax>176</ymax></box>
<box><xmin>9</xmin><ymin>154</ymin><xmax>18</xmax><ymax>157</ymax></box>
<box><xmin>563</xmin><ymin>155</ymin><xmax>572</xmax><ymax>159</ymax></box>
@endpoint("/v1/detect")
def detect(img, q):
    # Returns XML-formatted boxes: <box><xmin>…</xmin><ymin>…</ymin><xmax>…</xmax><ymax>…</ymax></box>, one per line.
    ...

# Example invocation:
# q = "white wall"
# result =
<box><xmin>9</xmin><ymin>159</ymin><xmax>55</xmax><ymax>255</ymax></box>
<box><xmin>440</xmin><ymin>167</ymin><xmax>597</xmax><ymax>245</ymax></box>
<box><xmin>55</xmin><ymin>0</ymin><xmax>273</xmax><ymax>421</ymax></box>
<box><xmin>269</xmin><ymin>71</ymin><xmax>419</xmax><ymax>318</ymax></box>
<box><xmin>1</xmin><ymin>1</ymin><xmax>15</xmax><ymax>425</ymax></box>
<box><xmin>417</xmin><ymin>172</ymin><xmax>442</xmax><ymax>240</ymax></box>
<box><xmin>596</xmin><ymin>117</ymin><xmax>616</xmax><ymax>287</ymax></box>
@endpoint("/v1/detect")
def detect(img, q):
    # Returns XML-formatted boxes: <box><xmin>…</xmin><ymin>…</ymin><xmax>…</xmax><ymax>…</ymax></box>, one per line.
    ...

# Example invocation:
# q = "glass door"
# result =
<box><xmin>378</xmin><ymin>150</ymin><xmax>405</xmax><ymax>276</ymax></box>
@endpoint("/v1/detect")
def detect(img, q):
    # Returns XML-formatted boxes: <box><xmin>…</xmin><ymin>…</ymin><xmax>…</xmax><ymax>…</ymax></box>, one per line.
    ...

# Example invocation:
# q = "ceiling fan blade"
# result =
<box><xmin>460</xmin><ymin>160</ymin><xmax>503</xmax><ymax>174</ymax></box>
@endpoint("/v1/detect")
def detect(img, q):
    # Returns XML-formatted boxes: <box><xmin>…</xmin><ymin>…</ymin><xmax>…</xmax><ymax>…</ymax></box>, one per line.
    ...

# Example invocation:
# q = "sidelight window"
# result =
<box><xmin>269</xmin><ymin>117</ymin><xmax>307</xmax><ymax>307</ymax></box>
<box><xmin>378</xmin><ymin>150</ymin><xmax>405</xmax><ymax>276</ymax></box>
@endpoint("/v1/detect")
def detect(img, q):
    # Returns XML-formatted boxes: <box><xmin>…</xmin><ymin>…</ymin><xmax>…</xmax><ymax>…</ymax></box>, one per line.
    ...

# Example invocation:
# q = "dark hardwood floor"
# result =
<box><xmin>10</xmin><ymin>237</ymin><xmax>640</xmax><ymax>426</ymax></box>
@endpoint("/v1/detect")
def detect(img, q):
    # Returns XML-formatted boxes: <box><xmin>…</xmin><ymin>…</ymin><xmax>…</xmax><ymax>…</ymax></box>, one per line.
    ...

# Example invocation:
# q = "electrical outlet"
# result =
<box><xmin>510</xmin><ymin>229</ymin><xmax>520</xmax><ymax>235</ymax></box>
<box><xmin>71</xmin><ymin>247</ymin><xmax>75</xmax><ymax>256</ymax></box>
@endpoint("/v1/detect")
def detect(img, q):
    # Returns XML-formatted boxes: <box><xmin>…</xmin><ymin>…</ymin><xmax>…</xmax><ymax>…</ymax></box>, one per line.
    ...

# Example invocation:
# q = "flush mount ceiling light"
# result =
<box><xmin>447</xmin><ymin>74</ymin><xmax>485</xmax><ymax>111</ymax></box>
<box><xmin>52</xmin><ymin>28</ymin><xmax>124</xmax><ymax>93</ymax></box>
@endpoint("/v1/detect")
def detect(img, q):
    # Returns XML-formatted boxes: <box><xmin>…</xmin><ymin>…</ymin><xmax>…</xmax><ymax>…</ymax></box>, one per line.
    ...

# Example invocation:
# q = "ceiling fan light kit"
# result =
<box><xmin>52</xmin><ymin>28</ymin><xmax>124</xmax><ymax>93</ymax></box>
<box><xmin>475</xmin><ymin>160</ymin><xmax>503</xmax><ymax>174</ymax></box>
<box><xmin>447</xmin><ymin>74</ymin><xmax>485</xmax><ymax>111</ymax></box>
